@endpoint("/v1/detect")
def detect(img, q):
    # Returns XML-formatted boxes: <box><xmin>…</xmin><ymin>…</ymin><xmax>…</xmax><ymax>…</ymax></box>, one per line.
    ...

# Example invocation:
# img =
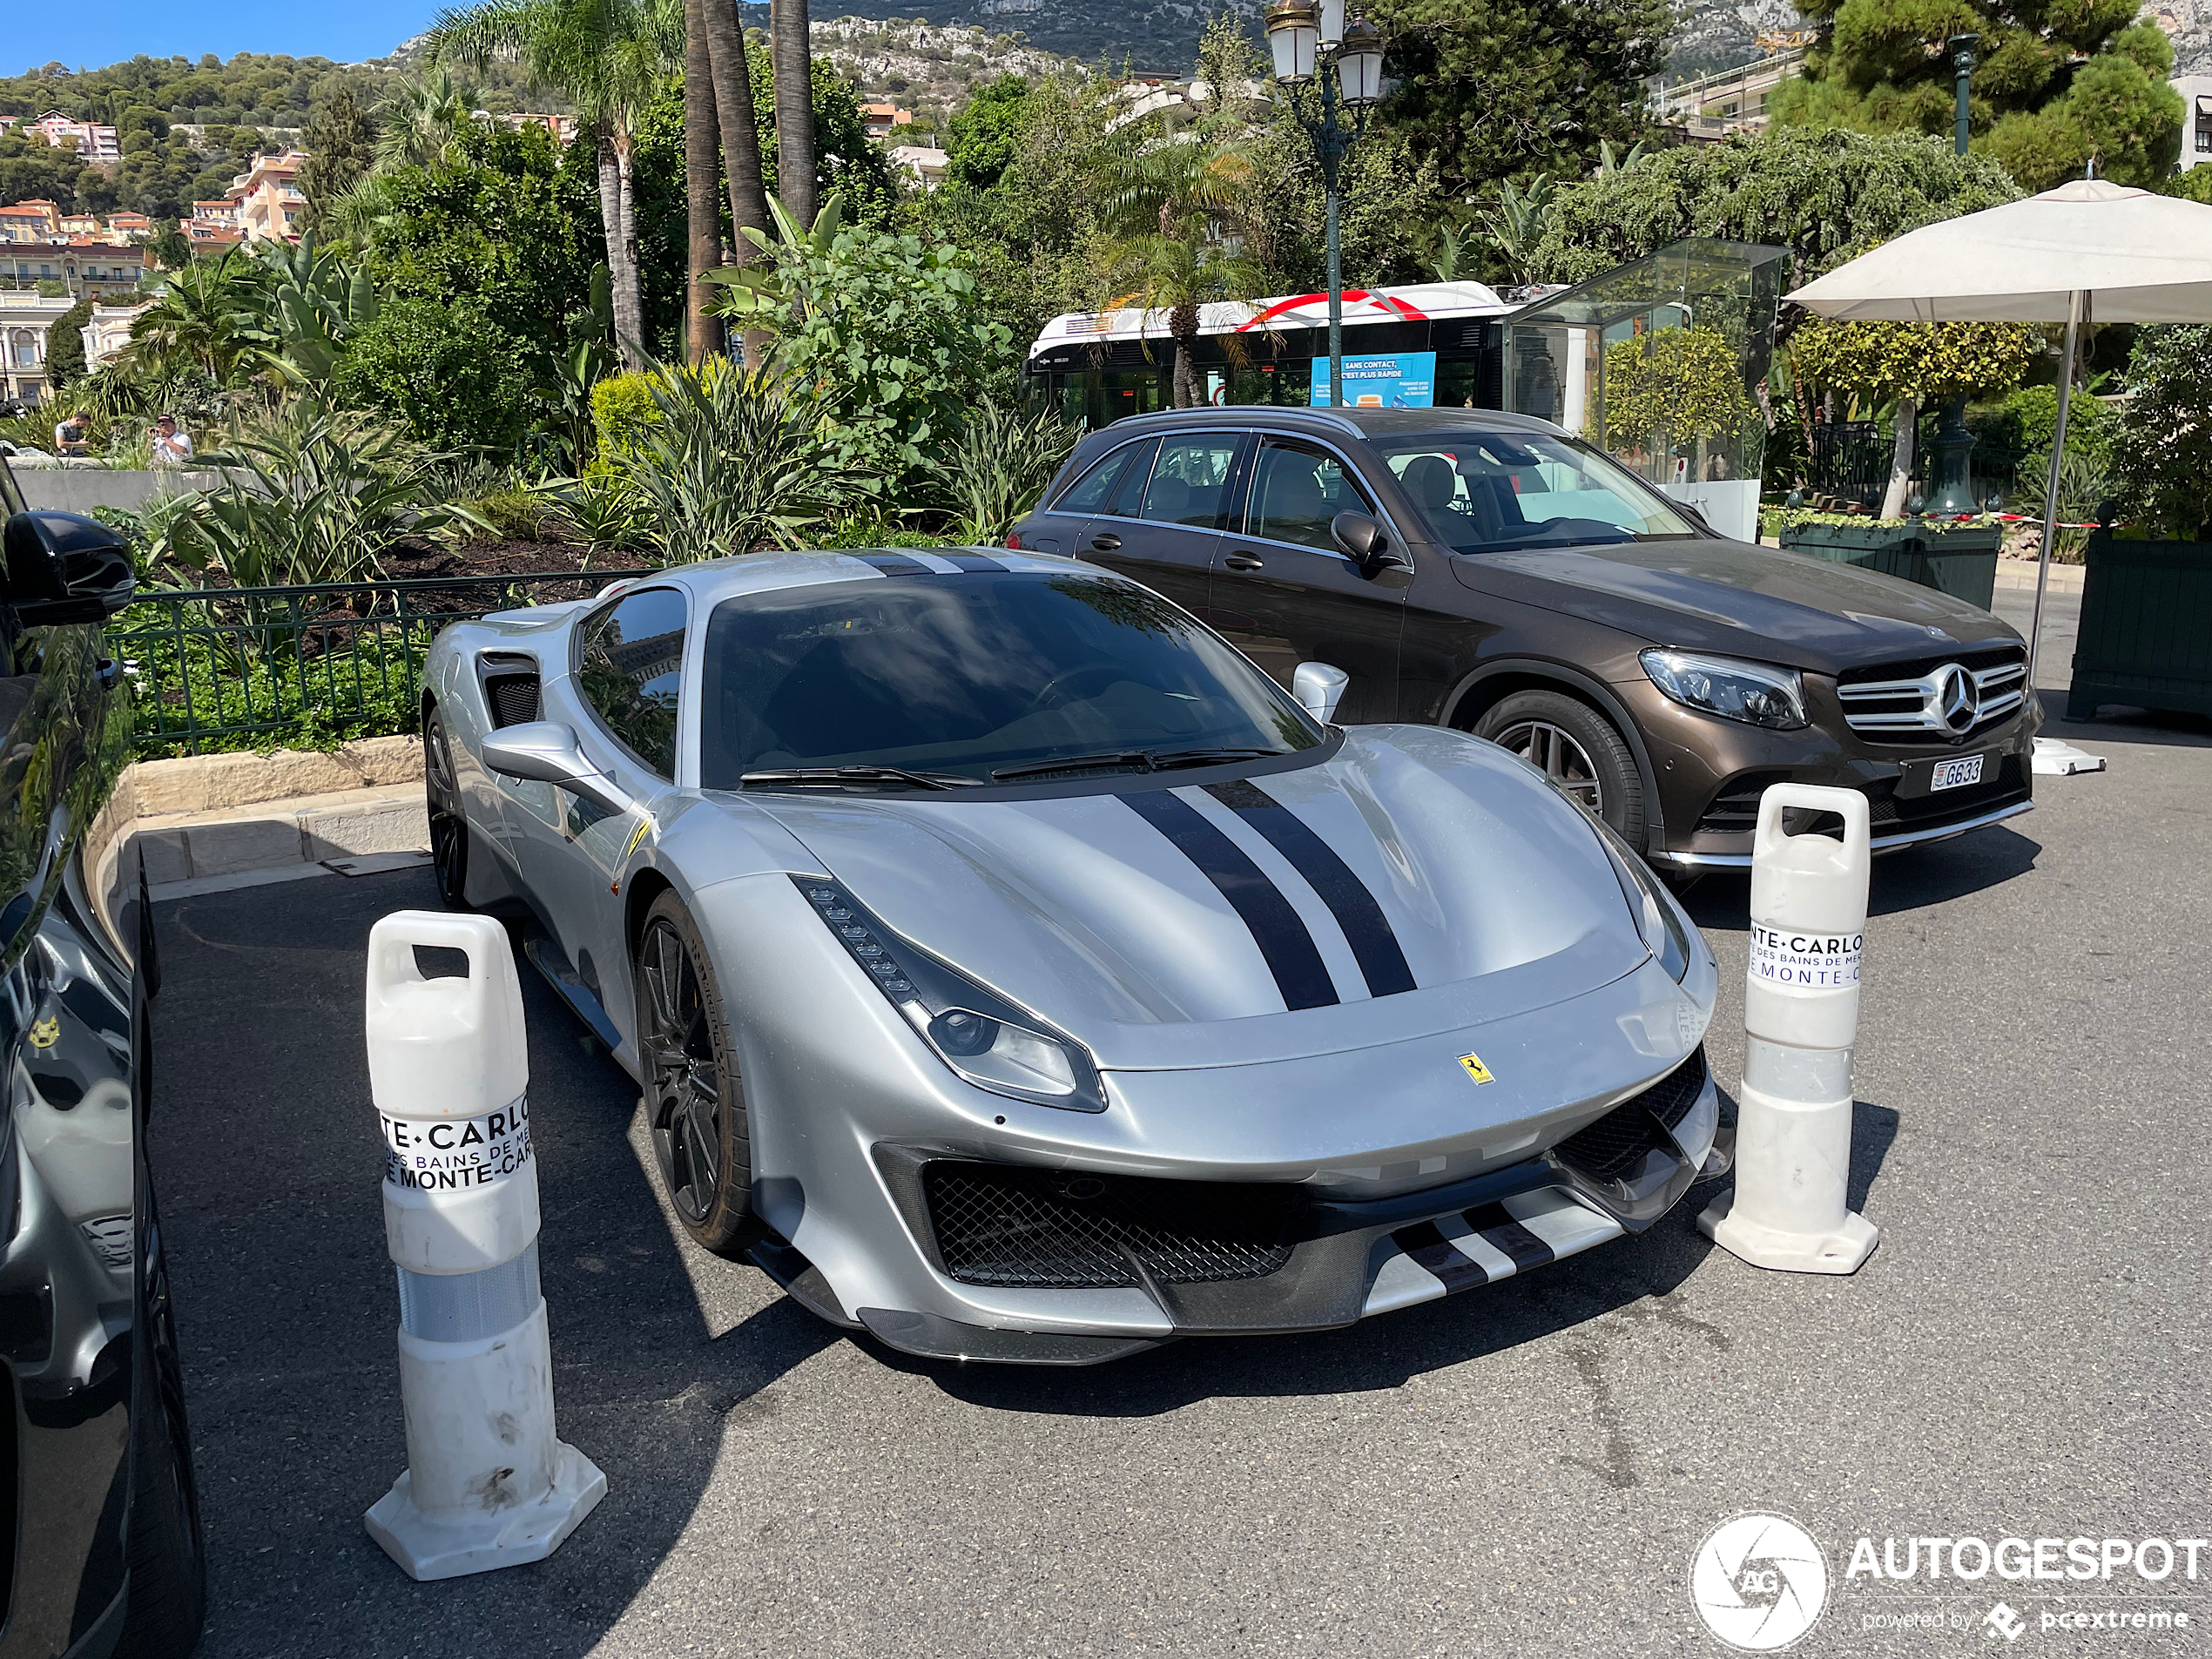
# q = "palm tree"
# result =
<box><xmin>373</xmin><ymin>66</ymin><xmax>482</xmax><ymax>171</ymax></box>
<box><xmin>683</xmin><ymin>0</ymin><xmax>722</xmax><ymax>363</ymax></box>
<box><xmin>1091</xmin><ymin>124</ymin><xmax>1265</xmax><ymax>408</ymax></box>
<box><xmin>429</xmin><ymin>0</ymin><xmax>683</xmax><ymax>369</ymax></box>
<box><xmin>704</xmin><ymin>0</ymin><xmax>773</xmax><ymax>368</ymax></box>
<box><xmin>769</xmin><ymin>0</ymin><xmax>817</xmax><ymax>225</ymax></box>
<box><xmin>122</xmin><ymin>252</ymin><xmax>263</xmax><ymax>385</ymax></box>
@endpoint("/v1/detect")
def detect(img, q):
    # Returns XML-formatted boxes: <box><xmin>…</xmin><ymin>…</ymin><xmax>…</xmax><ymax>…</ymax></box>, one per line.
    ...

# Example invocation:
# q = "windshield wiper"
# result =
<box><xmin>740</xmin><ymin>765</ymin><xmax>977</xmax><ymax>791</ymax></box>
<box><xmin>991</xmin><ymin>746</ymin><xmax>1277</xmax><ymax>782</ymax></box>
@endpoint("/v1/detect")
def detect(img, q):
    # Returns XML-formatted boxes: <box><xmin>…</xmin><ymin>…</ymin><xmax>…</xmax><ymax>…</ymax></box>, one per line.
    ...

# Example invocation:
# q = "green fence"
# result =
<box><xmin>112</xmin><ymin>570</ymin><xmax>654</xmax><ymax>756</ymax></box>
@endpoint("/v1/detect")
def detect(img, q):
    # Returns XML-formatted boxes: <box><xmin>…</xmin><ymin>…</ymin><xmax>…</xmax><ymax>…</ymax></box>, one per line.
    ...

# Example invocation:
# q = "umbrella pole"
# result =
<box><xmin>2027</xmin><ymin>289</ymin><xmax>2084</xmax><ymax>691</ymax></box>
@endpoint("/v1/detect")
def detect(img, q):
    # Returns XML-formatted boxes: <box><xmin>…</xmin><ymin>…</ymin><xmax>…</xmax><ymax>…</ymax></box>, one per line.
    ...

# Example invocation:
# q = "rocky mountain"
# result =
<box><xmin>1664</xmin><ymin>0</ymin><xmax>2212</xmax><ymax>78</ymax></box>
<box><xmin>806</xmin><ymin>0</ymin><xmax>1263</xmax><ymax>73</ymax></box>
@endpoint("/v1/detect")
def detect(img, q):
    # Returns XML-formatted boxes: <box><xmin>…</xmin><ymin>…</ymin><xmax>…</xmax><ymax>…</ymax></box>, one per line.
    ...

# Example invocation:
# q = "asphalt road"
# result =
<box><xmin>149</xmin><ymin>698</ymin><xmax>2211</xmax><ymax>1659</ymax></box>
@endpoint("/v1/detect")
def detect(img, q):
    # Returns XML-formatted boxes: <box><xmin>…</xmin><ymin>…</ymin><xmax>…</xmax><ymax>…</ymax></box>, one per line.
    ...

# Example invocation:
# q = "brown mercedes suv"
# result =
<box><xmin>1008</xmin><ymin>407</ymin><xmax>2037</xmax><ymax>872</ymax></box>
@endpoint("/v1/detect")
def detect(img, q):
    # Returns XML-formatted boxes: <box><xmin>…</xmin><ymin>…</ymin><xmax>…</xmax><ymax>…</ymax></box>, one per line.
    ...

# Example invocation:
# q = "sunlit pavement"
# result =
<box><xmin>152</xmin><ymin>666</ymin><xmax>2210</xmax><ymax>1657</ymax></box>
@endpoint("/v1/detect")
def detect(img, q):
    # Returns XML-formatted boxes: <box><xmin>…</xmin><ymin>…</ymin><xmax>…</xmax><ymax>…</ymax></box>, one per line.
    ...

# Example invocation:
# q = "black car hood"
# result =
<box><xmin>1450</xmin><ymin>539</ymin><xmax>2021</xmax><ymax>674</ymax></box>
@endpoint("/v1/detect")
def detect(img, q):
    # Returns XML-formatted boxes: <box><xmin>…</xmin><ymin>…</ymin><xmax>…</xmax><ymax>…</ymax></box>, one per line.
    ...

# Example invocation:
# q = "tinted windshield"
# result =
<box><xmin>1377</xmin><ymin>430</ymin><xmax>1696</xmax><ymax>553</ymax></box>
<box><xmin>698</xmin><ymin>571</ymin><xmax>1321</xmax><ymax>787</ymax></box>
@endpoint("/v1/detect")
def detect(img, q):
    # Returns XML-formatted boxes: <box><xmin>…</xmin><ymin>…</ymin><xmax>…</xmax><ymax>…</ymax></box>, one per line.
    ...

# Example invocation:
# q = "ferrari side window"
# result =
<box><xmin>577</xmin><ymin>587</ymin><xmax>687</xmax><ymax>778</ymax></box>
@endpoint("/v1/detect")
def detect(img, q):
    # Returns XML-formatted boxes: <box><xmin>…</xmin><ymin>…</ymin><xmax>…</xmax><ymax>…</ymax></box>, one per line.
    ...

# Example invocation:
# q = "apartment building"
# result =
<box><xmin>4</xmin><ymin>111</ymin><xmax>124</xmax><ymax>165</ymax></box>
<box><xmin>2178</xmin><ymin>74</ymin><xmax>2212</xmax><ymax>172</ymax></box>
<box><xmin>0</xmin><ymin>289</ymin><xmax>78</xmax><ymax>407</ymax></box>
<box><xmin>226</xmin><ymin>152</ymin><xmax>309</xmax><ymax>243</ymax></box>
<box><xmin>1651</xmin><ymin>49</ymin><xmax>1808</xmax><ymax>141</ymax></box>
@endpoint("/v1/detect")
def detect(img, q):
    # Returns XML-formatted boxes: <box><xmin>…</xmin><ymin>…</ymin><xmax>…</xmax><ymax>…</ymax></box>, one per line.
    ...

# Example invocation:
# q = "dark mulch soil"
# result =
<box><xmin>382</xmin><ymin>536</ymin><xmax>631</xmax><ymax>580</ymax></box>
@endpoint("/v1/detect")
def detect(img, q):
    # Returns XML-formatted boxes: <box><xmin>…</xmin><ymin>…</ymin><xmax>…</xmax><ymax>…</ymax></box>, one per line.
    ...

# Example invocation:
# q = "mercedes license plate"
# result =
<box><xmin>1931</xmin><ymin>754</ymin><xmax>1986</xmax><ymax>792</ymax></box>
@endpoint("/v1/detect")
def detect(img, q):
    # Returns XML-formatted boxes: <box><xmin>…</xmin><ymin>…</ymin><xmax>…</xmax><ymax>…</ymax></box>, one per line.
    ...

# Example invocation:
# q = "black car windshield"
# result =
<box><xmin>698</xmin><ymin>571</ymin><xmax>1322</xmax><ymax>788</ymax></box>
<box><xmin>1375</xmin><ymin>430</ymin><xmax>1698</xmax><ymax>553</ymax></box>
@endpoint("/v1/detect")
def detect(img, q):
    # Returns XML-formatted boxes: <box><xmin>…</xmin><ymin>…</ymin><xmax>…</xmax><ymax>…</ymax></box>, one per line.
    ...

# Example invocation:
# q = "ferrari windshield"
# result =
<box><xmin>1377</xmin><ymin>430</ymin><xmax>1698</xmax><ymax>553</ymax></box>
<box><xmin>698</xmin><ymin>570</ymin><xmax>1322</xmax><ymax>787</ymax></box>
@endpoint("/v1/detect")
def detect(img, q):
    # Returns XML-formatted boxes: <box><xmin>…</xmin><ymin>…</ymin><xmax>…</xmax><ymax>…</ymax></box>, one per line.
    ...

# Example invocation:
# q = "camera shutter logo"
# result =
<box><xmin>1689</xmin><ymin>1514</ymin><xmax>1830</xmax><ymax>1650</ymax></box>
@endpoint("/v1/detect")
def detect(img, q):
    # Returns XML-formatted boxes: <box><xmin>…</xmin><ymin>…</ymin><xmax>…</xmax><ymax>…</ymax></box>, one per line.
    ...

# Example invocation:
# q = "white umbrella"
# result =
<box><xmin>1786</xmin><ymin>179</ymin><xmax>2212</xmax><ymax>689</ymax></box>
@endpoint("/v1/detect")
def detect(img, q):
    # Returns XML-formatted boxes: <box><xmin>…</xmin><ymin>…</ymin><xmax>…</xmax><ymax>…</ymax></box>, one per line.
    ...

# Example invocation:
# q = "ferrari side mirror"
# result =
<box><xmin>482</xmin><ymin>721</ymin><xmax>636</xmax><ymax>819</ymax></box>
<box><xmin>1291</xmin><ymin>662</ymin><xmax>1350</xmax><ymax>725</ymax></box>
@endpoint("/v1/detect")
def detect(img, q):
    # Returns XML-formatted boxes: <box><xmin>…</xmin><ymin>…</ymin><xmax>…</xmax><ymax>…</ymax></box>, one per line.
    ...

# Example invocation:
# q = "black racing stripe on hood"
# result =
<box><xmin>941</xmin><ymin>552</ymin><xmax>1008</xmax><ymax>573</ymax></box>
<box><xmin>852</xmin><ymin>552</ymin><xmax>931</xmax><ymax>576</ymax></box>
<box><xmin>1122</xmin><ymin>789</ymin><xmax>1338</xmax><ymax>1011</ymax></box>
<box><xmin>1203</xmin><ymin>779</ymin><xmax>1418</xmax><ymax>999</ymax></box>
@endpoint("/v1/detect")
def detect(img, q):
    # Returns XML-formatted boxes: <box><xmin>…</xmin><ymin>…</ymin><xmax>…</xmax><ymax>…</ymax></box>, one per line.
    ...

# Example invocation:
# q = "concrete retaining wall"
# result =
<box><xmin>15</xmin><ymin>468</ymin><xmax>219</xmax><ymax>515</ymax></box>
<box><xmin>89</xmin><ymin>735</ymin><xmax>429</xmax><ymax>923</ymax></box>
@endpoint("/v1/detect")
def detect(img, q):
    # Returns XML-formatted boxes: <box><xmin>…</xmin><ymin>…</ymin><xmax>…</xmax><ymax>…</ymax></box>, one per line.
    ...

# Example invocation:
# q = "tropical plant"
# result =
<box><xmin>374</xmin><ymin>66</ymin><xmax>483</xmax><ymax>171</ymax></box>
<box><xmin>1482</xmin><ymin>173</ymin><xmax>1556</xmax><ymax>284</ymax></box>
<box><xmin>1792</xmin><ymin>317</ymin><xmax>2043</xmax><ymax>516</ymax></box>
<box><xmin>618</xmin><ymin>361</ymin><xmax>874</xmax><ymax>562</ymax></box>
<box><xmin>536</xmin><ymin>469</ymin><xmax>655</xmax><ymax>551</ymax></box>
<box><xmin>245</xmin><ymin>234</ymin><xmax>381</xmax><ymax>386</ymax></box>
<box><xmin>297</xmin><ymin>86</ymin><xmax>380</xmax><ymax>231</ymax></box>
<box><xmin>119</xmin><ymin>252</ymin><xmax>263</xmax><ymax>384</ymax></box>
<box><xmin>926</xmin><ymin>396</ymin><xmax>1082</xmax><ymax>543</ymax></box>
<box><xmin>2016</xmin><ymin>445</ymin><xmax>2112</xmax><ymax>561</ymax></box>
<box><xmin>428</xmin><ymin>0</ymin><xmax>685</xmax><ymax>368</ymax></box>
<box><xmin>149</xmin><ymin>397</ymin><xmax>487</xmax><ymax>588</ymax></box>
<box><xmin>708</xmin><ymin>192</ymin><xmax>1017</xmax><ymax>476</ymax></box>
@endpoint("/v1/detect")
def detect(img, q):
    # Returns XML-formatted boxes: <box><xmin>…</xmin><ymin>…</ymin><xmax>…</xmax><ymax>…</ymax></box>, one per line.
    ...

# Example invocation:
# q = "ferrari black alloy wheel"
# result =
<box><xmin>635</xmin><ymin>892</ymin><xmax>758</xmax><ymax>1256</ymax></box>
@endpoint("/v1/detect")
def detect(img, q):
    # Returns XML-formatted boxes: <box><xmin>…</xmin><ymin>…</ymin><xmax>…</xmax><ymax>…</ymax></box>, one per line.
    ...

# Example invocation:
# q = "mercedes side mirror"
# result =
<box><xmin>1331</xmin><ymin>510</ymin><xmax>1415</xmax><ymax>590</ymax></box>
<box><xmin>481</xmin><ymin>721</ymin><xmax>635</xmax><ymax>819</ymax></box>
<box><xmin>1291</xmin><ymin>662</ymin><xmax>1351</xmax><ymax>725</ymax></box>
<box><xmin>2</xmin><ymin>510</ymin><xmax>137</xmax><ymax>626</ymax></box>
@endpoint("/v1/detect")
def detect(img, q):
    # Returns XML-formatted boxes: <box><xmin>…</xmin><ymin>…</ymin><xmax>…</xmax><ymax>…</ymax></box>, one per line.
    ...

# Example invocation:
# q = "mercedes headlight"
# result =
<box><xmin>793</xmin><ymin>876</ymin><xmax>1107</xmax><ymax>1113</ymax></box>
<box><xmin>1640</xmin><ymin>649</ymin><xmax>1807</xmax><ymax>731</ymax></box>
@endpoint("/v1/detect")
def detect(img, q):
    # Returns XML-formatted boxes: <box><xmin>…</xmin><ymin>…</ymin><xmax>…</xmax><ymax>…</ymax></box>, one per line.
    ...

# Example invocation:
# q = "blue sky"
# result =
<box><xmin>13</xmin><ymin>2</ymin><xmax>443</xmax><ymax>71</ymax></box>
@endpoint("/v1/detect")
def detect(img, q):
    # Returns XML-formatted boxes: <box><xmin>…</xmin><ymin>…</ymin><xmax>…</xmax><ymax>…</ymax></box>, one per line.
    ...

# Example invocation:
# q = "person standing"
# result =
<box><xmin>148</xmin><ymin>414</ymin><xmax>193</xmax><ymax>469</ymax></box>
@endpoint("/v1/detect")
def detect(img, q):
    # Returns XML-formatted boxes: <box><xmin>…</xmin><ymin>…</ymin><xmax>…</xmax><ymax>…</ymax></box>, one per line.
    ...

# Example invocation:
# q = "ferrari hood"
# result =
<box><xmin>1452</xmin><ymin>540</ymin><xmax>2020</xmax><ymax>673</ymax></box>
<box><xmin>742</xmin><ymin>727</ymin><xmax>1650</xmax><ymax>1070</ymax></box>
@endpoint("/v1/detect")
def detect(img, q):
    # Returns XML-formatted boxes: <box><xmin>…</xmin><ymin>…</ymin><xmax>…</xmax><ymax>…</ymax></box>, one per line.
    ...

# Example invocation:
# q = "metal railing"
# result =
<box><xmin>111</xmin><ymin>569</ymin><xmax>654</xmax><ymax>756</ymax></box>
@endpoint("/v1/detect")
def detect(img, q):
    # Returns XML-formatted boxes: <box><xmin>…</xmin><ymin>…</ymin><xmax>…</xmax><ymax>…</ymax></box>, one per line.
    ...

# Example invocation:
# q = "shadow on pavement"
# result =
<box><xmin>149</xmin><ymin>867</ymin><xmax>819</xmax><ymax>1658</ymax></box>
<box><xmin>2040</xmin><ymin>688</ymin><xmax>2212</xmax><ymax>750</ymax></box>
<box><xmin>1676</xmin><ymin>821</ymin><xmax>2042</xmax><ymax>933</ymax></box>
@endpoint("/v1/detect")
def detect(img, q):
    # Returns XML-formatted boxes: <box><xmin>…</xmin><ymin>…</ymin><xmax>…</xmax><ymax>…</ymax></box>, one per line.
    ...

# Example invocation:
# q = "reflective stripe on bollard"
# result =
<box><xmin>1696</xmin><ymin>784</ymin><xmax>1881</xmax><ymax>1274</ymax></box>
<box><xmin>362</xmin><ymin>910</ymin><xmax>607</xmax><ymax>1581</ymax></box>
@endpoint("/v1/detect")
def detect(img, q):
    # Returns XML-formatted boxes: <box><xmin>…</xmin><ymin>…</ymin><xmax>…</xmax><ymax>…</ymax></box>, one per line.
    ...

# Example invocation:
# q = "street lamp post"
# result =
<box><xmin>1265</xmin><ymin>2</ymin><xmax>1386</xmax><ymax>410</ymax></box>
<box><xmin>1926</xmin><ymin>31</ymin><xmax>1985</xmax><ymax>514</ymax></box>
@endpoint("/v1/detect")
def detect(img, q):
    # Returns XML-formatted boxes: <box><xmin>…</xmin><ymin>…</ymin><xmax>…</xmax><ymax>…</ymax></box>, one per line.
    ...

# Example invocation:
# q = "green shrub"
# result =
<box><xmin>1967</xmin><ymin>385</ymin><xmax>2114</xmax><ymax>464</ymax></box>
<box><xmin>329</xmin><ymin>297</ymin><xmax>531</xmax><ymax>452</ymax></box>
<box><xmin>2110</xmin><ymin>324</ymin><xmax>2212</xmax><ymax>539</ymax></box>
<box><xmin>590</xmin><ymin>370</ymin><xmax>661</xmax><ymax>462</ymax></box>
<box><xmin>455</xmin><ymin>487</ymin><xmax>548</xmax><ymax>543</ymax></box>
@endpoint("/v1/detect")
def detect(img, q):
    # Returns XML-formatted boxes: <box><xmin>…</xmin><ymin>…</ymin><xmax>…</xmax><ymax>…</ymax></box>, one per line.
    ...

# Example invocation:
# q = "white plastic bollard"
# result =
<box><xmin>362</xmin><ymin>911</ymin><xmax>606</xmax><ymax>1581</ymax></box>
<box><xmin>1696</xmin><ymin>785</ymin><xmax>1880</xmax><ymax>1274</ymax></box>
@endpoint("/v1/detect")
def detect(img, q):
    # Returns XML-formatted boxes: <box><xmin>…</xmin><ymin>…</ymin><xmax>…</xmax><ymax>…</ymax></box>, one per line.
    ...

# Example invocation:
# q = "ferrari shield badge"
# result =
<box><xmin>1457</xmin><ymin>1051</ymin><xmax>1494</xmax><ymax>1085</ymax></box>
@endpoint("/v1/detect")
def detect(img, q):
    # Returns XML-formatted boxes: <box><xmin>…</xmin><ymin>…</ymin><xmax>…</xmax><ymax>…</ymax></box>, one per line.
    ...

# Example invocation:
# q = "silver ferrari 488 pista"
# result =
<box><xmin>420</xmin><ymin>548</ymin><xmax>1722</xmax><ymax>1365</ymax></box>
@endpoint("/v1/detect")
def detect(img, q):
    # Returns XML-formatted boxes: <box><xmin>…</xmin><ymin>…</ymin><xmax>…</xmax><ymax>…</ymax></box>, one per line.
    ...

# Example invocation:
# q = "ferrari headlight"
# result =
<box><xmin>1586</xmin><ymin>819</ymin><xmax>1699</xmax><ymax>983</ymax></box>
<box><xmin>1640</xmin><ymin>648</ymin><xmax>1807</xmax><ymax>731</ymax></box>
<box><xmin>795</xmin><ymin>877</ymin><xmax>1106</xmax><ymax>1113</ymax></box>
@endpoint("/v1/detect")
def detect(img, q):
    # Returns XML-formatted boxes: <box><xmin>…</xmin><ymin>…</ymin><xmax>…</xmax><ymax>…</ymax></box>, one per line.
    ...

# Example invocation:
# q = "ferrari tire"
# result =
<box><xmin>634</xmin><ymin>892</ymin><xmax>759</xmax><ymax>1258</ymax></box>
<box><xmin>423</xmin><ymin>707</ymin><xmax>470</xmax><ymax>910</ymax></box>
<box><xmin>1474</xmin><ymin>690</ymin><xmax>1647</xmax><ymax>848</ymax></box>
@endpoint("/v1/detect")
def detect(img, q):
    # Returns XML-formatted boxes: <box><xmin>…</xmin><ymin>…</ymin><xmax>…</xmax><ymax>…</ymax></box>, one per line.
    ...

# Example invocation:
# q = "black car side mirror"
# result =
<box><xmin>1331</xmin><ymin>510</ymin><xmax>1416</xmax><ymax>590</ymax></box>
<box><xmin>2</xmin><ymin>511</ymin><xmax>138</xmax><ymax>626</ymax></box>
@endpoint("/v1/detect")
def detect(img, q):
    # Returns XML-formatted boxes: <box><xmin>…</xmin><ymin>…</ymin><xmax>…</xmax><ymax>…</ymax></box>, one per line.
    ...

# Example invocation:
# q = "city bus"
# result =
<box><xmin>1022</xmin><ymin>281</ymin><xmax>1516</xmax><ymax>428</ymax></box>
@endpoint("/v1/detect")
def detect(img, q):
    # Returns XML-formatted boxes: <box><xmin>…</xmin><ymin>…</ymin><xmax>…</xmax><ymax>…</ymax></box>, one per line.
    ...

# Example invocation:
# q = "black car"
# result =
<box><xmin>0</xmin><ymin>449</ymin><xmax>203</xmax><ymax>1658</ymax></box>
<box><xmin>1010</xmin><ymin>408</ymin><xmax>2037</xmax><ymax>871</ymax></box>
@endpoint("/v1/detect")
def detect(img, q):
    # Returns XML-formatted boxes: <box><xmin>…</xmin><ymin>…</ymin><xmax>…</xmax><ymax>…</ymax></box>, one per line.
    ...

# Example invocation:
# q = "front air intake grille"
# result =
<box><xmin>922</xmin><ymin>1162</ymin><xmax>1306</xmax><ymax>1290</ymax></box>
<box><xmin>1551</xmin><ymin>1047</ymin><xmax>1708</xmax><ymax>1181</ymax></box>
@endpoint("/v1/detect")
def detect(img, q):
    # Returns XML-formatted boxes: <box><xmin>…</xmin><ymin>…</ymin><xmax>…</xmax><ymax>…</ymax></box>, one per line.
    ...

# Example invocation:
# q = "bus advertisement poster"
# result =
<box><xmin>1310</xmin><ymin>351</ymin><xmax>1437</xmax><ymax>408</ymax></box>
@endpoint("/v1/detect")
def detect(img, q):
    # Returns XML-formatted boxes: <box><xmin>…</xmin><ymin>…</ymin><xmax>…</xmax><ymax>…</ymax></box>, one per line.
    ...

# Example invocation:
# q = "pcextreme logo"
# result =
<box><xmin>1690</xmin><ymin>1514</ymin><xmax>1831</xmax><ymax>1651</ymax></box>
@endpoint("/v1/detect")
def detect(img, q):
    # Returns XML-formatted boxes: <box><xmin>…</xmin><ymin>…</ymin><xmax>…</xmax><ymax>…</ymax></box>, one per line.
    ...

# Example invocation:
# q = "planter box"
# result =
<box><xmin>1778</xmin><ymin>521</ymin><xmax>2003</xmax><ymax>611</ymax></box>
<box><xmin>2066</xmin><ymin>533</ymin><xmax>2212</xmax><ymax>721</ymax></box>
